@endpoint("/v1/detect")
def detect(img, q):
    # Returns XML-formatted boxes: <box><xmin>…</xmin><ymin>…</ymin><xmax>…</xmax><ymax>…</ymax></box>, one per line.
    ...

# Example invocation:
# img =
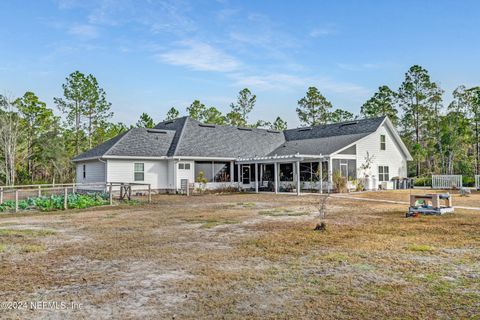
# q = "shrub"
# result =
<box><xmin>333</xmin><ymin>170</ymin><xmax>348</xmax><ymax>193</ymax></box>
<box><xmin>463</xmin><ymin>176</ymin><xmax>475</xmax><ymax>187</ymax></box>
<box><xmin>414</xmin><ymin>176</ymin><xmax>432</xmax><ymax>187</ymax></box>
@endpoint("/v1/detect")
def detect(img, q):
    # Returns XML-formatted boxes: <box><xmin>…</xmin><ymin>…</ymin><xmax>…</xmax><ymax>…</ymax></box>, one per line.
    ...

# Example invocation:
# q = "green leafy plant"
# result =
<box><xmin>0</xmin><ymin>193</ymin><xmax>109</xmax><ymax>213</ymax></box>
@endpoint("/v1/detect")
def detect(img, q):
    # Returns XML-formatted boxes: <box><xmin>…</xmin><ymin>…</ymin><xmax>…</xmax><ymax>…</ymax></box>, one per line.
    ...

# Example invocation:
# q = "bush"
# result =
<box><xmin>463</xmin><ymin>176</ymin><xmax>475</xmax><ymax>187</ymax></box>
<box><xmin>414</xmin><ymin>176</ymin><xmax>432</xmax><ymax>187</ymax></box>
<box><xmin>333</xmin><ymin>170</ymin><xmax>348</xmax><ymax>193</ymax></box>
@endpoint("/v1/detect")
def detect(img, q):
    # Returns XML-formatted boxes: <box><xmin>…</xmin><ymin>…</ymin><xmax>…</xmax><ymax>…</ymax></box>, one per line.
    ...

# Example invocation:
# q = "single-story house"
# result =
<box><xmin>72</xmin><ymin>116</ymin><xmax>412</xmax><ymax>194</ymax></box>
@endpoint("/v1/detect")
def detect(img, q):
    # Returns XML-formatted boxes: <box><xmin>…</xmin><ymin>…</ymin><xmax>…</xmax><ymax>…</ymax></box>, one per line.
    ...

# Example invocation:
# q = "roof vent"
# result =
<box><xmin>267</xmin><ymin>130</ymin><xmax>280</xmax><ymax>133</ymax></box>
<box><xmin>199</xmin><ymin>124</ymin><xmax>215</xmax><ymax>128</ymax></box>
<box><xmin>164</xmin><ymin>120</ymin><xmax>174</xmax><ymax>124</ymax></box>
<box><xmin>147</xmin><ymin>129</ymin><xmax>167</xmax><ymax>134</ymax></box>
<box><xmin>298</xmin><ymin>128</ymin><xmax>312</xmax><ymax>132</ymax></box>
<box><xmin>340</xmin><ymin>121</ymin><xmax>358</xmax><ymax>127</ymax></box>
<box><xmin>238</xmin><ymin>127</ymin><xmax>252</xmax><ymax>131</ymax></box>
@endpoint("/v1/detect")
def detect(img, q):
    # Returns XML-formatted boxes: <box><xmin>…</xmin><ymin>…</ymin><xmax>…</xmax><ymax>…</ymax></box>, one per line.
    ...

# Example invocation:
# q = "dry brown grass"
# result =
<box><xmin>0</xmin><ymin>192</ymin><xmax>479</xmax><ymax>319</ymax></box>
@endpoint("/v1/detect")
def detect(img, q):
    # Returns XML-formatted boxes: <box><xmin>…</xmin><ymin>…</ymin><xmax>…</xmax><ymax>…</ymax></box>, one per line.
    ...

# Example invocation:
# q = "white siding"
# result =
<box><xmin>355</xmin><ymin>123</ymin><xmax>408</xmax><ymax>179</ymax></box>
<box><xmin>176</xmin><ymin>160</ymin><xmax>195</xmax><ymax>190</ymax></box>
<box><xmin>76</xmin><ymin>160</ymin><xmax>106</xmax><ymax>184</ymax></box>
<box><xmin>106</xmin><ymin>159</ymin><xmax>169</xmax><ymax>190</ymax></box>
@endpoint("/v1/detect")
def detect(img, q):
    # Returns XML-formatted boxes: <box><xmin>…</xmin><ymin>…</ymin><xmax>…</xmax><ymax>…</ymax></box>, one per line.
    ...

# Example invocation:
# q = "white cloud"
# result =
<box><xmin>157</xmin><ymin>40</ymin><xmax>240</xmax><ymax>72</ymax></box>
<box><xmin>230</xmin><ymin>72</ymin><xmax>370</xmax><ymax>97</ymax></box>
<box><xmin>230</xmin><ymin>73</ymin><xmax>306</xmax><ymax>91</ymax></box>
<box><xmin>68</xmin><ymin>24</ymin><xmax>99</xmax><ymax>39</ymax></box>
<box><xmin>309</xmin><ymin>27</ymin><xmax>336</xmax><ymax>38</ymax></box>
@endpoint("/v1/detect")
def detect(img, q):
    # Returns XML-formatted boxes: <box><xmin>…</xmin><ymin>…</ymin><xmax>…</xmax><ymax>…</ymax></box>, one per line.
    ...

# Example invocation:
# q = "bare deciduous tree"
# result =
<box><xmin>0</xmin><ymin>94</ymin><xmax>21</xmax><ymax>185</ymax></box>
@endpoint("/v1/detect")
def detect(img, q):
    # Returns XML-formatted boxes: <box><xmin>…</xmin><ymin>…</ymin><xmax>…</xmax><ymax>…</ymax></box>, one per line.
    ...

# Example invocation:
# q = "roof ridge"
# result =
<box><xmin>171</xmin><ymin>117</ymin><xmax>190</xmax><ymax>156</ymax></box>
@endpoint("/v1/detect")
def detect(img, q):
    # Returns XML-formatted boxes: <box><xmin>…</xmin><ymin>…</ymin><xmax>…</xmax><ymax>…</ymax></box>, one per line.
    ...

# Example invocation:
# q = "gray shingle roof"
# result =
<box><xmin>73</xmin><ymin>116</ymin><xmax>386</xmax><ymax>161</ymax></box>
<box><xmin>284</xmin><ymin>116</ymin><xmax>385</xmax><ymax>141</ymax></box>
<box><xmin>72</xmin><ymin>131</ymin><xmax>128</xmax><ymax>161</ymax></box>
<box><xmin>155</xmin><ymin>117</ymin><xmax>285</xmax><ymax>158</ymax></box>
<box><xmin>72</xmin><ymin>128</ymin><xmax>175</xmax><ymax>161</ymax></box>
<box><xmin>268</xmin><ymin>132</ymin><xmax>370</xmax><ymax>156</ymax></box>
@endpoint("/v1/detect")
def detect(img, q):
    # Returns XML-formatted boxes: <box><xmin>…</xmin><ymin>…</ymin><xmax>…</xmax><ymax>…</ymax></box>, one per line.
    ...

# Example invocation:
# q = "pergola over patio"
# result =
<box><xmin>235</xmin><ymin>153</ymin><xmax>328</xmax><ymax>196</ymax></box>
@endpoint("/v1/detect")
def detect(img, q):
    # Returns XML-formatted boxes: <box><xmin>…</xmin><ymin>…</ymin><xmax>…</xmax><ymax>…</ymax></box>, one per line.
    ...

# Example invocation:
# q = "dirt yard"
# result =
<box><xmin>0</xmin><ymin>191</ymin><xmax>479</xmax><ymax>319</ymax></box>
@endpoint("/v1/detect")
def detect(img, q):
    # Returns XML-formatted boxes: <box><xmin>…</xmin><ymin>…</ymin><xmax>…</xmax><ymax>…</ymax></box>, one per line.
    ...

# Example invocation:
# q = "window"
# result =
<box><xmin>378</xmin><ymin>166</ymin><xmax>389</xmax><ymax>182</ymax></box>
<box><xmin>214</xmin><ymin>162</ymin><xmax>230</xmax><ymax>182</ymax></box>
<box><xmin>134</xmin><ymin>163</ymin><xmax>144</xmax><ymax>181</ymax></box>
<box><xmin>279</xmin><ymin>163</ymin><xmax>293</xmax><ymax>181</ymax></box>
<box><xmin>380</xmin><ymin>135</ymin><xmax>386</xmax><ymax>150</ymax></box>
<box><xmin>82</xmin><ymin>164</ymin><xmax>86</xmax><ymax>179</ymax></box>
<box><xmin>178</xmin><ymin>163</ymin><xmax>191</xmax><ymax>170</ymax></box>
<box><xmin>195</xmin><ymin>161</ymin><xmax>213</xmax><ymax>182</ymax></box>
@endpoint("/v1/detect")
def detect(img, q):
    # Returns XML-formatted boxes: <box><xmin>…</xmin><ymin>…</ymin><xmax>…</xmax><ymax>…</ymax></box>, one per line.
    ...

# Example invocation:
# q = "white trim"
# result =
<box><xmin>172</xmin><ymin>156</ymin><xmax>236</xmax><ymax>161</ymax></box>
<box><xmin>237</xmin><ymin>154</ymin><xmax>324</xmax><ymax>163</ymax></box>
<box><xmin>381</xmin><ymin>117</ymin><xmax>413</xmax><ymax>161</ymax></box>
<box><xmin>103</xmin><ymin>155</ymin><xmax>169</xmax><ymax>160</ymax></box>
<box><xmin>331</xmin><ymin>154</ymin><xmax>356</xmax><ymax>160</ymax></box>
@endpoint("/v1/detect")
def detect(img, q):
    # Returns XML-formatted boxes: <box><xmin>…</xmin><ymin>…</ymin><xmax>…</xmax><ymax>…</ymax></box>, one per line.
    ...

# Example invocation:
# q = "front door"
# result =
<box><xmin>242</xmin><ymin>165</ymin><xmax>250</xmax><ymax>184</ymax></box>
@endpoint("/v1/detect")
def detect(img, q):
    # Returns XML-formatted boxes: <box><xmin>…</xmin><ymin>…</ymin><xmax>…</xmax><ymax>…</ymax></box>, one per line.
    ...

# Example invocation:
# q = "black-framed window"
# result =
<box><xmin>178</xmin><ymin>163</ymin><xmax>191</xmax><ymax>170</ymax></box>
<box><xmin>214</xmin><ymin>162</ymin><xmax>231</xmax><ymax>182</ymax></box>
<box><xmin>195</xmin><ymin>161</ymin><xmax>213</xmax><ymax>182</ymax></box>
<box><xmin>300</xmin><ymin>162</ymin><xmax>321</xmax><ymax>182</ymax></box>
<box><xmin>380</xmin><ymin>135</ymin><xmax>386</xmax><ymax>150</ymax></box>
<box><xmin>378</xmin><ymin>166</ymin><xmax>389</xmax><ymax>181</ymax></box>
<box><xmin>82</xmin><ymin>164</ymin><xmax>86</xmax><ymax>179</ymax></box>
<box><xmin>279</xmin><ymin>163</ymin><xmax>293</xmax><ymax>181</ymax></box>
<box><xmin>134</xmin><ymin>163</ymin><xmax>144</xmax><ymax>181</ymax></box>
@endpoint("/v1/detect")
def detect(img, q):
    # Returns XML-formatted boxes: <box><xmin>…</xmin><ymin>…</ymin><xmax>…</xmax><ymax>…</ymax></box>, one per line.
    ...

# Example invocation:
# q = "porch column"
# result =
<box><xmin>274</xmin><ymin>162</ymin><xmax>278</xmax><ymax>194</ymax></box>
<box><xmin>230</xmin><ymin>161</ymin><xmax>234</xmax><ymax>183</ymax></box>
<box><xmin>319</xmin><ymin>161</ymin><xmax>323</xmax><ymax>194</ymax></box>
<box><xmin>254</xmin><ymin>163</ymin><xmax>259</xmax><ymax>193</ymax></box>
<box><xmin>237</xmin><ymin>163</ymin><xmax>241</xmax><ymax>190</ymax></box>
<box><xmin>328</xmin><ymin>157</ymin><xmax>332</xmax><ymax>193</ymax></box>
<box><xmin>296</xmin><ymin>160</ymin><xmax>300</xmax><ymax>196</ymax></box>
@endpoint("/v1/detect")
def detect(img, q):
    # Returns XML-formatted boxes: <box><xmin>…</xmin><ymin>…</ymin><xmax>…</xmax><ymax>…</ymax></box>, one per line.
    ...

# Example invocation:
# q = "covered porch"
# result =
<box><xmin>235</xmin><ymin>154</ymin><xmax>332</xmax><ymax>195</ymax></box>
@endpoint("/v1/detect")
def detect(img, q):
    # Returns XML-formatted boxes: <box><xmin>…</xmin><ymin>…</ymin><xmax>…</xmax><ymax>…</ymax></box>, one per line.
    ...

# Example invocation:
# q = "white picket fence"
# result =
<box><xmin>431</xmin><ymin>175</ymin><xmax>462</xmax><ymax>189</ymax></box>
<box><xmin>475</xmin><ymin>175</ymin><xmax>480</xmax><ymax>190</ymax></box>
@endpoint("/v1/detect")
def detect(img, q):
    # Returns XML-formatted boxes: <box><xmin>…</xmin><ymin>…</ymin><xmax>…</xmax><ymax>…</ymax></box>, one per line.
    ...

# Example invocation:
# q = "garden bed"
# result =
<box><xmin>0</xmin><ymin>193</ymin><xmax>110</xmax><ymax>213</ymax></box>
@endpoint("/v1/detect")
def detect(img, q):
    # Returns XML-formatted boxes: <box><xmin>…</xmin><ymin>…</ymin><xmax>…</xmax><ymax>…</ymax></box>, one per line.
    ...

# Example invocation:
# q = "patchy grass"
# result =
<box><xmin>406</xmin><ymin>244</ymin><xmax>436</xmax><ymax>252</ymax></box>
<box><xmin>21</xmin><ymin>244</ymin><xmax>45</xmax><ymax>253</ymax></box>
<box><xmin>0</xmin><ymin>243</ymin><xmax>5</xmax><ymax>253</ymax></box>
<box><xmin>0</xmin><ymin>192</ymin><xmax>478</xmax><ymax>319</ymax></box>
<box><xmin>0</xmin><ymin>228</ymin><xmax>56</xmax><ymax>237</ymax></box>
<box><xmin>184</xmin><ymin>217</ymin><xmax>238</xmax><ymax>228</ymax></box>
<box><xmin>258</xmin><ymin>208</ymin><xmax>310</xmax><ymax>216</ymax></box>
<box><xmin>237</xmin><ymin>202</ymin><xmax>256</xmax><ymax>207</ymax></box>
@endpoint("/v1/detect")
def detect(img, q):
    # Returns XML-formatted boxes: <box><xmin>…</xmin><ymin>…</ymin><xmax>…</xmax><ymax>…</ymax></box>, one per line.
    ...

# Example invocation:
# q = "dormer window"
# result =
<box><xmin>380</xmin><ymin>135</ymin><xmax>386</xmax><ymax>150</ymax></box>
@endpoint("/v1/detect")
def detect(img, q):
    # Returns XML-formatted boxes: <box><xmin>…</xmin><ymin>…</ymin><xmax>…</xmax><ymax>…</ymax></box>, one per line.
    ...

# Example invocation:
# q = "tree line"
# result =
<box><xmin>1</xmin><ymin>65</ymin><xmax>479</xmax><ymax>185</ymax></box>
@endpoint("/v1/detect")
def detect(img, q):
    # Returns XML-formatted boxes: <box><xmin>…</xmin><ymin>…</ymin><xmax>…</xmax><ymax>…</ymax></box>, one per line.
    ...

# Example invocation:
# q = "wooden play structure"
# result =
<box><xmin>407</xmin><ymin>193</ymin><xmax>454</xmax><ymax>217</ymax></box>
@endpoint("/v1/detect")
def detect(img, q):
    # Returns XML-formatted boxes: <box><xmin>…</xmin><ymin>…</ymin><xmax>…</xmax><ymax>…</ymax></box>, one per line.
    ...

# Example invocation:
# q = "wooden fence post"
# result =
<box><xmin>148</xmin><ymin>184</ymin><xmax>151</xmax><ymax>203</ymax></box>
<box><xmin>64</xmin><ymin>187</ymin><xmax>68</xmax><ymax>210</ymax></box>
<box><xmin>15</xmin><ymin>190</ymin><xmax>18</xmax><ymax>212</ymax></box>
<box><xmin>0</xmin><ymin>187</ymin><xmax>3</xmax><ymax>204</ymax></box>
<box><xmin>109</xmin><ymin>183</ymin><xmax>113</xmax><ymax>205</ymax></box>
<box><xmin>38</xmin><ymin>185</ymin><xmax>41</xmax><ymax>197</ymax></box>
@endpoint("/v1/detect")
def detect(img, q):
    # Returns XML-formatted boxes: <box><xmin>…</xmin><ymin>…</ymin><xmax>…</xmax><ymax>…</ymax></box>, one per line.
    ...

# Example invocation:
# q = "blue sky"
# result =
<box><xmin>0</xmin><ymin>0</ymin><xmax>479</xmax><ymax>127</ymax></box>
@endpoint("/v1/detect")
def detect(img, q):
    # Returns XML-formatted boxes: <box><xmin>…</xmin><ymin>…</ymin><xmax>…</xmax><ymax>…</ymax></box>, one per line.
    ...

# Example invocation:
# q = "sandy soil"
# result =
<box><xmin>0</xmin><ymin>192</ymin><xmax>479</xmax><ymax>319</ymax></box>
